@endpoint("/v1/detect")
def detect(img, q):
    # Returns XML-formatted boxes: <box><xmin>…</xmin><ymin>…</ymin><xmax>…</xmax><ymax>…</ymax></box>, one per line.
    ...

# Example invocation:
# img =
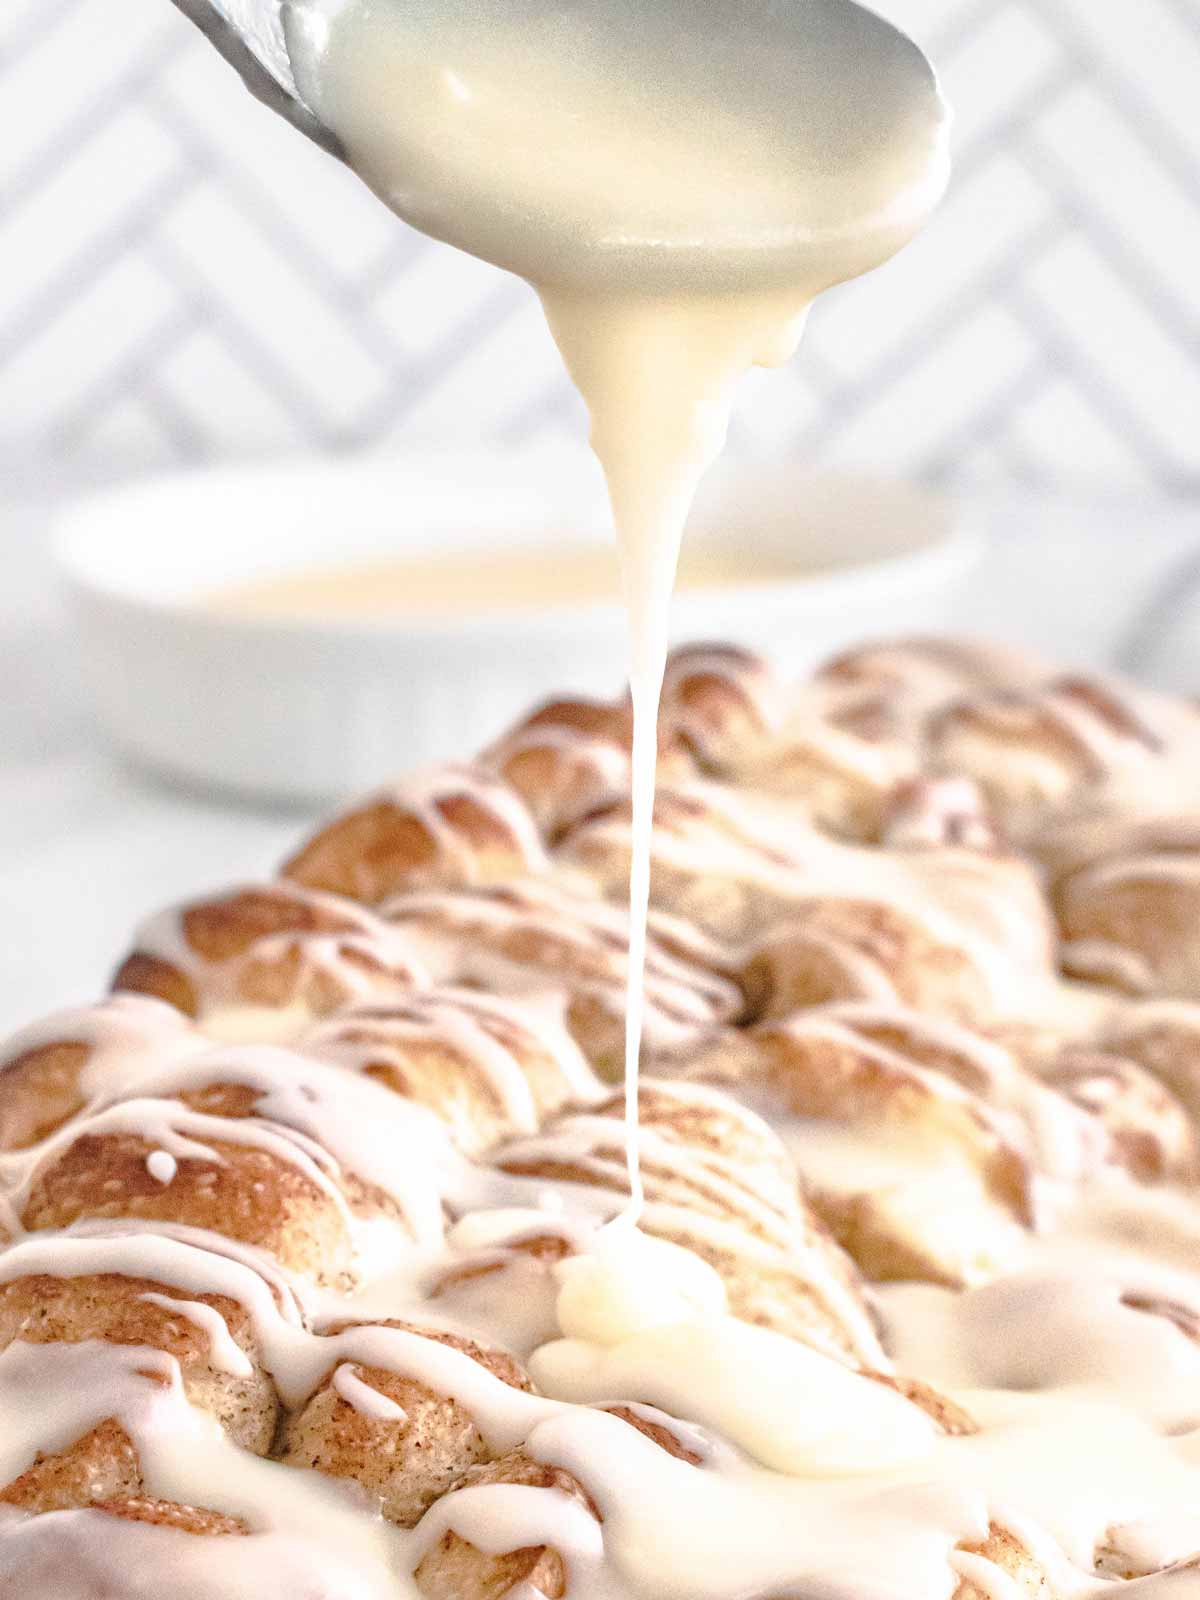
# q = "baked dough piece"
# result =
<box><xmin>929</xmin><ymin>676</ymin><xmax>1200</xmax><ymax>842</ymax></box>
<box><xmin>492</xmin><ymin>1079</ymin><xmax>888</xmax><ymax>1368</ymax></box>
<box><xmin>0</xmin><ymin>996</ymin><xmax>196</xmax><ymax>1151</ymax></box>
<box><xmin>283</xmin><ymin>765</ymin><xmax>550</xmax><ymax>902</ymax></box>
<box><xmin>279</xmin><ymin>1321</ymin><xmax>532</xmax><ymax>1527</ymax></box>
<box><xmin>1048</xmin><ymin>815</ymin><xmax>1200</xmax><ymax>1000</ymax></box>
<box><xmin>380</xmin><ymin>877</ymin><xmax>743</xmax><ymax>1078</ymax></box>
<box><xmin>482</xmin><ymin>693</ymin><xmax>695</xmax><ymax>840</ymax></box>
<box><xmin>112</xmin><ymin>882</ymin><xmax>427</xmax><ymax>1040</ymax></box>
<box><xmin>302</xmin><ymin>987</ymin><xmax>601</xmax><ymax>1155</ymax></box>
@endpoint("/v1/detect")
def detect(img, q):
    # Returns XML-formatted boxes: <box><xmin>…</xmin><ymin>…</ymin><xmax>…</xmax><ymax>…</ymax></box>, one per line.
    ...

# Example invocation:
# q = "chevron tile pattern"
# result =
<box><xmin>1</xmin><ymin>0</ymin><xmax>1197</xmax><ymax>490</ymax></box>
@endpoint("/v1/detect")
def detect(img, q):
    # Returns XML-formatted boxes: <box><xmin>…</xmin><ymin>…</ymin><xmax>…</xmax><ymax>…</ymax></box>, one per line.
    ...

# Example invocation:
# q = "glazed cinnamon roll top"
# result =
<box><xmin>8</xmin><ymin>635</ymin><xmax>1200</xmax><ymax>1600</ymax></box>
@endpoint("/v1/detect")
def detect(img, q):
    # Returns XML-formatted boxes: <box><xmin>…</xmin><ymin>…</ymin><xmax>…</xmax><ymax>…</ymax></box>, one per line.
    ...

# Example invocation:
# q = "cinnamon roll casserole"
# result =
<box><xmin>7</xmin><ymin>636</ymin><xmax>1200</xmax><ymax>1598</ymax></box>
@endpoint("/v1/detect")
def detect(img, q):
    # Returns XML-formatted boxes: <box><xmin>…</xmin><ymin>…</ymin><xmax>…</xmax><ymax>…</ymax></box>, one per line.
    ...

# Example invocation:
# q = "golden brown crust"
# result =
<box><xmin>382</xmin><ymin>880</ymin><xmax>741</xmax><ymax>1079</ymax></box>
<box><xmin>113</xmin><ymin>882</ymin><xmax>424</xmax><ymax>1030</ymax></box>
<box><xmin>928</xmin><ymin>674</ymin><xmax>1185</xmax><ymax>848</ymax></box>
<box><xmin>283</xmin><ymin>769</ymin><xmax>545</xmax><ymax>904</ymax></box>
<box><xmin>303</xmin><ymin>990</ymin><xmax>598</xmax><ymax>1156</ymax></box>
<box><xmin>0</xmin><ymin>1273</ymin><xmax>277</xmax><ymax>1453</ymax></box>
<box><xmin>431</xmin><ymin>1231</ymin><xmax>572</xmax><ymax>1291</ymax></box>
<box><xmin>749</xmin><ymin>1020</ymin><xmax>1032</xmax><ymax>1217</ymax></box>
<box><xmin>286</xmin><ymin>801</ymin><xmax>448</xmax><ymax>901</ymax></box>
<box><xmin>556</xmin><ymin>783</ymin><xmax>804</xmax><ymax>944</ymax></box>
<box><xmin>742</xmin><ymin>899</ymin><xmax>993</xmax><ymax>1024</ymax></box>
<box><xmin>483</xmin><ymin>696</ymin><xmax>694</xmax><ymax>839</ymax></box>
<box><xmin>558</xmin><ymin>782</ymin><xmax>1057</xmax><ymax>1029</ymax></box>
<box><xmin>91</xmin><ymin>1498</ymin><xmax>248</xmax><ymax>1536</ymax></box>
<box><xmin>112</xmin><ymin>953</ymin><xmax>200</xmax><ymax>1018</ymax></box>
<box><xmin>658</xmin><ymin>643</ymin><xmax>781</xmax><ymax>770</ymax></box>
<box><xmin>592</xmin><ymin>1080</ymin><xmax>799</xmax><ymax>1213</ymax></box>
<box><xmin>21</xmin><ymin>1133</ymin><xmax>364</xmax><ymax>1288</ymax></box>
<box><xmin>1057</xmin><ymin>847</ymin><xmax>1200</xmax><ymax>1000</ymax></box>
<box><xmin>686</xmin><ymin>1006</ymin><xmax>1069</xmax><ymax>1286</ymax></box>
<box><xmin>0</xmin><ymin>1042</ymin><xmax>91</xmax><ymax>1151</ymax></box>
<box><xmin>494</xmin><ymin>1083</ymin><xmax>886</xmax><ymax>1367</ymax></box>
<box><xmin>414</xmin><ymin>1451</ymin><xmax>600</xmax><ymax>1600</ymax></box>
<box><xmin>0</xmin><ymin>1000</ymin><xmax>202</xmax><ymax>1153</ymax></box>
<box><xmin>179</xmin><ymin>885</ymin><xmax>361</xmax><ymax>965</ymax></box>
<box><xmin>930</xmin><ymin>689</ymin><xmax>1109</xmax><ymax>825</ymax></box>
<box><xmin>280</xmin><ymin>1322</ymin><xmax>530</xmax><ymax>1527</ymax></box>
<box><xmin>0</xmin><ymin>1420</ymin><xmax>144</xmax><ymax>1515</ymax></box>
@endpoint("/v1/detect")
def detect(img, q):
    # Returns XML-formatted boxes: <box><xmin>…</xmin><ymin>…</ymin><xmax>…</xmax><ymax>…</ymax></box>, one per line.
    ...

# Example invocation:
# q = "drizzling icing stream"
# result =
<box><xmin>283</xmin><ymin>0</ymin><xmax>951</xmax><ymax>1220</ymax></box>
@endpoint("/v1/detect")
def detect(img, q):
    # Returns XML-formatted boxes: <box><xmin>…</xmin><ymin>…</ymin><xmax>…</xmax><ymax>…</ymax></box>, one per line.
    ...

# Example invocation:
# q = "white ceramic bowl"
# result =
<box><xmin>55</xmin><ymin>451</ymin><xmax>979</xmax><ymax>803</ymax></box>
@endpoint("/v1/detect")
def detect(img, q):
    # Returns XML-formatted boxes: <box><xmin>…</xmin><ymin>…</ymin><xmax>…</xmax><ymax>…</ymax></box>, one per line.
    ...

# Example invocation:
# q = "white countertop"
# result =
<box><xmin>3</xmin><ymin>485</ymin><xmax>1199</xmax><ymax>1035</ymax></box>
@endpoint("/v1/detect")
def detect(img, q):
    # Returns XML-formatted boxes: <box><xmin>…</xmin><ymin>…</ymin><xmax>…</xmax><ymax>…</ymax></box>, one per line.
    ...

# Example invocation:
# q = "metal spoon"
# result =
<box><xmin>166</xmin><ymin>0</ymin><xmax>346</xmax><ymax>161</ymax></box>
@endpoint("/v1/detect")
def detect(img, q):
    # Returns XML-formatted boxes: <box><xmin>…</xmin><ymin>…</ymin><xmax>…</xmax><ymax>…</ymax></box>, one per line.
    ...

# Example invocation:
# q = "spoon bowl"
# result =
<box><xmin>169</xmin><ymin>0</ymin><xmax>949</xmax><ymax>298</ymax></box>
<box><xmin>282</xmin><ymin>0</ymin><xmax>950</xmax><ymax>295</ymax></box>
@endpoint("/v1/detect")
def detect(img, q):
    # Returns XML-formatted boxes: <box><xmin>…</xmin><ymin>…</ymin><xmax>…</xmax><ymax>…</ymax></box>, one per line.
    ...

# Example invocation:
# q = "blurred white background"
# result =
<box><xmin>1</xmin><ymin>0</ymin><xmax>1198</xmax><ymax>494</ymax></box>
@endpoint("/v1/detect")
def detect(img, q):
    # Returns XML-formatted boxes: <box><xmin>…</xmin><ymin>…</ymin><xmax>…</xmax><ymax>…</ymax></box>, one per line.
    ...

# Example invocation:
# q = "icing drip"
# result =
<box><xmin>145</xmin><ymin>1151</ymin><xmax>178</xmax><ymax>1186</ymax></box>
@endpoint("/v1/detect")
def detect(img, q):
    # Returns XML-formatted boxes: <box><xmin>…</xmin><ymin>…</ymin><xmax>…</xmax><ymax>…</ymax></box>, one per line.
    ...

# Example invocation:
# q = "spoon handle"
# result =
<box><xmin>167</xmin><ymin>0</ymin><xmax>347</xmax><ymax>162</ymax></box>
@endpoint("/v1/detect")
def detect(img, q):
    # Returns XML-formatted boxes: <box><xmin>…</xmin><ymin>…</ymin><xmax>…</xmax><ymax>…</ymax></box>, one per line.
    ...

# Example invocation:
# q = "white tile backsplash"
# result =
<box><xmin>1</xmin><ymin>0</ymin><xmax>1197</xmax><ymax>491</ymax></box>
